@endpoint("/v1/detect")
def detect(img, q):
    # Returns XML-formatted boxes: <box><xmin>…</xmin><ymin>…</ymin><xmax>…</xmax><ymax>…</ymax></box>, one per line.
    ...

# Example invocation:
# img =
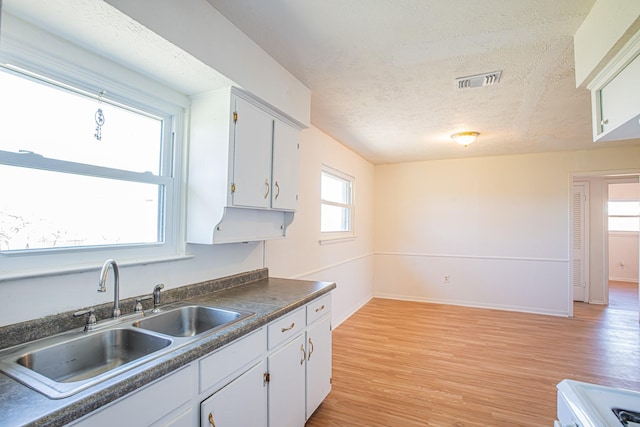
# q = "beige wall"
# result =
<box><xmin>374</xmin><ymin>146</ymin><xmax>640</xmax><ymax>315</ymax></box>
<box><xmin>267</xmin><ymin>126</ymin><xmax>375</xmax><ymax>326</ymax></box>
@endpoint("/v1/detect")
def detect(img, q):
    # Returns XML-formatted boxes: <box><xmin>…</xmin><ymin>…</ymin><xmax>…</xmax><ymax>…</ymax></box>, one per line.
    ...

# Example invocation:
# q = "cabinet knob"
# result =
<box><xmin>300</xmin><ymin>344</ymin><xmax>306</xmax><ymax>365</ymax></box>
<box><xmin>208</xmin><ymin>412</ymin><xmax>216</xmax><ymax>427</ymax></box>
<box><xmin>601</xmin><ymin>118</ymin><xmax>609</xmax><ymax>126</ymax></box>
<box><xmin>275</xmin><ymin>181</ymin><xmax>280</xmax><ymax>200</ymax></box>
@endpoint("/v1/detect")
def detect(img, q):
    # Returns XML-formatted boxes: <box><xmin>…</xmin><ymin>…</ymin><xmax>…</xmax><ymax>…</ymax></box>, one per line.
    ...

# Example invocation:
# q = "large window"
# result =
<box><xmin>0</xmin><ymin>48</ymin><xmax>183</xmax><ymax>274</ymax></box>
<box><xmin>320</xmin><ymin>166</ymin><xmax>354</xmax><ymax>237</ymax></box>
<box><xmin>0</xmin><ymin>67</ymin><xmax>172</xmax><ymax>252</ymax></box>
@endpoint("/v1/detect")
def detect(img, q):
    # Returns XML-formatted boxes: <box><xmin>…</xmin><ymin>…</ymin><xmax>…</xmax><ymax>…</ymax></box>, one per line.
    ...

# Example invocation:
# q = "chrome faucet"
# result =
<box><xmin>98</xmin><ymin>259</ymin><xmax>121</xmax><ymax>318</ymax></box>
<box><xmin>152</xmin><ymin>283</ymin><xmax>164</xmax><ymax>313</ymax></box>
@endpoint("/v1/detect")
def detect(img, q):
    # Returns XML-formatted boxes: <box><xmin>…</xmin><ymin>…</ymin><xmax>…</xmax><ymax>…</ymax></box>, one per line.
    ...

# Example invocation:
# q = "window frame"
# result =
<box><xmin>0</xmin><ymin>16</ymin><xmax>188</xmax><ymax>279</ymax></box>
<box><xmin>320</xmin><ymin>165</ymin><xmax>355</xmax><ymax>244</ymax></box>
<box><xmin>607</xmin><ymin>200</ymin><xmax>640</xmax><ymax>232</ymax></box>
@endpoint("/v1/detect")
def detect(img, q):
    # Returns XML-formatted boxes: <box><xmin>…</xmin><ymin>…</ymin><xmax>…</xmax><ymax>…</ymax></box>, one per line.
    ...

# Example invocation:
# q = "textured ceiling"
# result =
<box><xmin>207</xmin><ymin>0</ymin><xmax>640</xmax><ymax>164</ymax></box>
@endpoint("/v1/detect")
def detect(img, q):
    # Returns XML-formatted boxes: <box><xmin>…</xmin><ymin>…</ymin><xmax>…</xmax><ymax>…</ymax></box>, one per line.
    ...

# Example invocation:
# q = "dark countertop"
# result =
<box><xmin>0</xmin><ymin>276</ymin><xmax>336</xmax><ymax>427</ymax></box>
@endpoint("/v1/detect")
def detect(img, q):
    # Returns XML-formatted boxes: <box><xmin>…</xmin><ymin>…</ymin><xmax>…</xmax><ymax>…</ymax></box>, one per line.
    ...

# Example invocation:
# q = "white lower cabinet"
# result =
<box><xmin>266</xmin><ymin>293</ymin><xmax>333</xmax><ymax>426</ymax></box>
<box><xmin>267</xmin><ymin>333</ymin><xmax>307</xmax><ymax>427</ymax></box>
<box><xmin>200</xmin><ymin>360</ymin><xmax>267</xmax><ymax>427</ymax></box>
<box><xmin>69</xmin><ymin>364</ymin><xmax>195</xmax><ymax>427</ymax></box>
<box><xmin>68</xmin><ymin>294</ymin><xmax>332</xmax><ymax>427</ymax></box>
<box><xmin>306</xmin><ymin>314</ymin><xmax>332</xmax><ymax>419</ymax></box>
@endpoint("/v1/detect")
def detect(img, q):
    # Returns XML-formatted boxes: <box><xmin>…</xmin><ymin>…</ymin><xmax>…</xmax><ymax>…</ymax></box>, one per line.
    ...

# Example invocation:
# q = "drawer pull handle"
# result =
<box><xmin>308</xmin><ymin>337</ymin><xmax>314</xmax><ymax>361</ymax></box>
<box><xmin>209</xmin><ymin>412</ymin><xmax>216</xmax><ymax>427</ymax></box>
<box><xmin>281</xmin><ymin>322</ymin><xmax>295</xmax><ymax>332</ymax></box>
<box><xmin>300</xmin><ymin>344</ymin><xmax>306</xmax><ymax>365</ymax></box>
<box><xmin>315</xmin><ymin>304</ymin><xmax>325</xmax><ymax>313</ymax></box>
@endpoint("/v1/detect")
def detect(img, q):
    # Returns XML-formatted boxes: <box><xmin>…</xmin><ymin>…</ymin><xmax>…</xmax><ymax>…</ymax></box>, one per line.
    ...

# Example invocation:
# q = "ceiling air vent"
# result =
<box><xmin>455</xmin><ymin>70</ymin><xmax>502</xmax><ymax>90</ymax></box>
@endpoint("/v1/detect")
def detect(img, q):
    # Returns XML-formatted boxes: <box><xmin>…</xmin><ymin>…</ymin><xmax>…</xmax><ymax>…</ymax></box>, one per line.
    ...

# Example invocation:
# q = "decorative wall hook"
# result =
<box><xmin>94</xmin><ymin>90</ymin><xmax>106</xmax><ymax>141</ymax></box>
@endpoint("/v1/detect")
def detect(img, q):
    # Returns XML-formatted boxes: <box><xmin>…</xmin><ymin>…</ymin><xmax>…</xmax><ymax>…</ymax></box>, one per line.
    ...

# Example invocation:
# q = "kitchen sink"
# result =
<box><xmin>132</xmin><ymin>305</ymin><xmax>254</xmax><ymax>338</ymax></box>
<box><xmin>0</xmin><ymin>328</ymin><xmax>172</xmax><ymax>398</ymax></box>
<box><xmin>17</xmin><ymin>328</ymin><xmax>171</xmax><ymax>383</ymax></box>
<box><xmin>0</xmin><ymin>303</ymin><xmax>254</xmax><ymax>399</ymax></box>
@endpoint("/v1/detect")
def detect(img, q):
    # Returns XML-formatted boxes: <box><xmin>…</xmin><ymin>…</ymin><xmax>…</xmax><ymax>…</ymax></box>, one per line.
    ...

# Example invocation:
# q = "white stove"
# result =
<box><xmin>556</xmin><ymin>379</ymin><xmax>640</xmax><ymax>426</ymax></box>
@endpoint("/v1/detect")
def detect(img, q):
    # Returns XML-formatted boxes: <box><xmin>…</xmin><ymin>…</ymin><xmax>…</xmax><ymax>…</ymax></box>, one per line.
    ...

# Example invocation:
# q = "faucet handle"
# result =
<box><xmin>74</xmin><ymin>308</ymin><xmax>97</xmax><ymax>331</ymax></box>
<box><xmin>134</xmin><ymin>295</ymin><xmax>153</xmax><ymax>313</ymax></box>
<box><xmin>152</xmin><ymin>283</ymin><xmax>165</xmax><ymax>313</ymax></box>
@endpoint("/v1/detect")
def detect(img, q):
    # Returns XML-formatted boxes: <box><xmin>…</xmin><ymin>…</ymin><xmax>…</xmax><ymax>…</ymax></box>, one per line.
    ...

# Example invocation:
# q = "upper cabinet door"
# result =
<box><xmin>231</xmin><ymin>96</ymin><xmax>274</xmax><ymax>209</ymax></box>
<box><xmin>598</xmin><ymin>53</ymin><xmax>640</xmax><ymax>141</ymax></box>
<box><xmin>271</xmin><ymin>120</ymin><xmax>299</xmax><ymax>211</ymax></box>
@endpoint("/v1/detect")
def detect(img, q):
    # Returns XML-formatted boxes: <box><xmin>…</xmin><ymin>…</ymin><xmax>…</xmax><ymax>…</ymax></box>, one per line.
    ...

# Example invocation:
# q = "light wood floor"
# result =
<box><xmin>306</xmin><ymin>281</ymin><xmax>640</xmax><ymax>427</ymax></box>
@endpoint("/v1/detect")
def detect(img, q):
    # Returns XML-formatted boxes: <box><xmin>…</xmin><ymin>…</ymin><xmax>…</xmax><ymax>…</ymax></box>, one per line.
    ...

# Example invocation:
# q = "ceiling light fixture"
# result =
<box><xmin>451</xmin><ymin>131</ymin><xmax>479</xmax><ymax>147</ymax></box>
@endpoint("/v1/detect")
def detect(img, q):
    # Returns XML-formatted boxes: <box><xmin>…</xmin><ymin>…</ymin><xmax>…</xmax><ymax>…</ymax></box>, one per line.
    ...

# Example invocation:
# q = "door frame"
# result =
<box><xmin>569</xmin><ymin>170</ymin><xmax>640</xmax><ymax>317</ymax></box>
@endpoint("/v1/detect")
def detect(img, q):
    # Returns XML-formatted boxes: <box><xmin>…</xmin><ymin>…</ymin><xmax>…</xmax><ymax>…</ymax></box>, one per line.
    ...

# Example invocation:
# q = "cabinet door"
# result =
<box><xmin>268</xmin><ymin>334</ymin><xmax>306</xmax><ymax>427</ymax></box>
<box><xmin>271</xmin><ymin>120</ymin><xmax>299</xmax><ymax>211</ymax></box>
<box><xmin>231</xmin><ymin>96</ymin><xmax>273</xmax><ymax>209</ymax></box>
<box><xmin>200</xmin><ymin>360</ymin><xmax>267</xmax><ymax>427</ymax></box>
<box><xmin>600</xmin><ymin>53</ymin><xmax>640</xmax><ymax>134</ymax></box>
<box><xmin>306</xmin><ymin>315</ymin><xmax>332</xmax><ymax>419</ymax></box>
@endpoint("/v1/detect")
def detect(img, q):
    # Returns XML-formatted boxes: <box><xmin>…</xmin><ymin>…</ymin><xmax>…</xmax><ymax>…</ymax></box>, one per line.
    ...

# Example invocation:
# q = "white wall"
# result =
<box><xmin>104</xmin><ymin>0</ymin><xmax>311</xmax><ymax>126</ymax></box>
<box><xmin>374</xmin><ymin>146</ymin><xmax>640</xmax><ymax>316</ymax></box>
<box><xmin>267</xmin><ymin>126</ymin><xmax>375</xmax><ymax>327</ymax></box>
<box><xmin>0</xmin><ymin>127</ymin><xmax>376</xmax><ymax>328</ymax></box>
<box><xmin>573</xmin><ymin>0</ymin><xmax>640</xmax><ymax>87</ymax></box>
<box><xmin>609</xmin><ymin>233</ymin><xmax>639</xmax><ymax>281</ymax></box>
<box><xmin>0</xmin><ymin>3</ymin><xmax>375</xmax><ymax>328</ymax></box>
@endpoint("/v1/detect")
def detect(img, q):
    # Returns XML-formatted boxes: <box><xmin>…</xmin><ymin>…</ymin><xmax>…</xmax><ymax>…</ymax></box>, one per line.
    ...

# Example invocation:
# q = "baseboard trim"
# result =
<box><xmin>374</xmin><ymin>293</ymin><xmax>569</xmax><ymax>317</ymax></box>
<box><xmin>609</xmin><ymin>277</ymin><xmax>639</xmax><ymax>283</ymax></box>
<box><xmin>333</xmin><ymin>294</ymin><xmax>372</xmax><ymax>329</ymax></box>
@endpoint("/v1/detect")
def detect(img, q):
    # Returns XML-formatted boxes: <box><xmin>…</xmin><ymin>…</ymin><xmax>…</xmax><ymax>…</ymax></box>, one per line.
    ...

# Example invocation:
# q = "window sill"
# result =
<box><xmin>0</xmin><ymin>253</ymin><xmax>195</xmax><ymax>282</ymax></box>
<box><xmin>318</xmin><ymin>235</ymin><xmax>357</xmax><ymax>245</ymax></box>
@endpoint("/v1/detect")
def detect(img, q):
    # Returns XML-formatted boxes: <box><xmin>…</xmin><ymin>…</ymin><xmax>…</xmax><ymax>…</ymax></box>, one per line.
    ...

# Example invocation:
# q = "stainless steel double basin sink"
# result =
<box><xmin>0</xmin><ymin>304</ymin><xmax>254</xmax><ymax>399</ymax></box>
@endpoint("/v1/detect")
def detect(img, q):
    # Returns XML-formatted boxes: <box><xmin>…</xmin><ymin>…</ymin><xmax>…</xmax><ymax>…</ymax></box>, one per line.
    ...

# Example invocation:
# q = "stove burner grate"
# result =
<box><xmin>613</xmin><ymin>408</ymin><xmax>640</xmax><ymax>426</ymax></box>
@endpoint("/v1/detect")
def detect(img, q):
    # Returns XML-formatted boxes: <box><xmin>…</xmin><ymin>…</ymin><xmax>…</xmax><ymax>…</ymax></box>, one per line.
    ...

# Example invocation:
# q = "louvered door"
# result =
<box><xmin>572</xmin><ymin>182</ymin><xmax>589</xmax><ymax>302</ymax></box>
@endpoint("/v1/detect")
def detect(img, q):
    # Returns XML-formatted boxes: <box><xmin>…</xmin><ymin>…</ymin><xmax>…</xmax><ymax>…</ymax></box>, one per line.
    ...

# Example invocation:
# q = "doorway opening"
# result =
<box><xmin>569</xmin><ymin>172</ymin><xmax>640</xmax><ymax>318</ymax></box>
<box><xmin>607</xmin><ymin>180</ymin><xmax>639</xmax><ymax>313</ymax></box>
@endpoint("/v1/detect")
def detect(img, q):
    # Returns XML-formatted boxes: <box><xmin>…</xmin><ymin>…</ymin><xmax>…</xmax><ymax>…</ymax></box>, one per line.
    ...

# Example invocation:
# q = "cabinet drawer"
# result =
<box><xmin>199</xmin><ymin>328</ymin><xmax>266</xmax><ymax>393</ymax></box>
<box><xmin>268</xmin><ymin>308</ymin><xmax>305</xmax><ymax>350</ymax></box>
<box><xmin>307</xmin><ymin>293</ymin><xmax>331</xmax><ymax>325</ymax></box>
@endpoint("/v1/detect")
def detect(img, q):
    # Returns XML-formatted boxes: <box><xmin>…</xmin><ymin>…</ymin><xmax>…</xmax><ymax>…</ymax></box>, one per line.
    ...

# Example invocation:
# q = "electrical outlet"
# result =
<box><xmin>443</xmin><ymin>275</ymin><xmax>450</xmax><ymax>284</ymax></box>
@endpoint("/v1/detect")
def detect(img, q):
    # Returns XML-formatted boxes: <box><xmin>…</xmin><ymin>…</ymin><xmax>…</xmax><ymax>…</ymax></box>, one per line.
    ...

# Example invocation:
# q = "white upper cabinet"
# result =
<box><xmin>231</xmin><ymin>96</ymin><xmax>275</xmax><ymax>209</ymax></box>
<box><xmin>592</xmin><ymin>47</ymin><xmax>640</xmax><ymax>142</ymax></box>
<box><xmin>574</xmin><ymin>0</ymin><xmax>640</xmax><ymax>142</ymax></box>
<box><xmin>272</xmin><ymin>120</ymin><xmax>300</xmax><ymax>211</ymax></box>
<box><xmin>187</xmin><ymin>87</ymin><xmax>304</xmax><ymax>244</ymax></box>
